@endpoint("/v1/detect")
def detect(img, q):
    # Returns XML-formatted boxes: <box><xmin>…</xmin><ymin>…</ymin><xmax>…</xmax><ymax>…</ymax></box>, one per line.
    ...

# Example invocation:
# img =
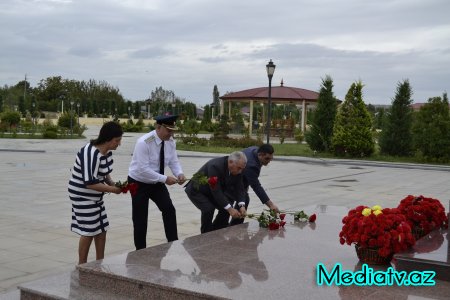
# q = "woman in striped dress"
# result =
<box><xmin>68</xmin><ymin>121</ymin><xmax>123</xmax><ymax>264</ymax></box>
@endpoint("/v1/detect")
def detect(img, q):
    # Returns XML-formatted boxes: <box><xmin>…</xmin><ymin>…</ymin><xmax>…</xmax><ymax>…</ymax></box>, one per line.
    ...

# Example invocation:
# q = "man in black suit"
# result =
<box><xmin>185</xmin><ymin>151</ymin><xmax>247</xmax><ymax>233</ymax></box>
<box><xmin>229</xmin><ymin>144</ymin><xmax>279</xmax><ymax>226</ymax></box>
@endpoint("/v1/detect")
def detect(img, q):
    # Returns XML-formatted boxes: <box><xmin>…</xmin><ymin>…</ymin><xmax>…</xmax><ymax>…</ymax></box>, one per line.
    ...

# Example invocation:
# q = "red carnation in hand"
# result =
<box><xmin>128</xmin><ymin>183</ymin><xmax>139</xmax><ymax>196</ymax></box>
<box><xmin>309</xmin><ymin>214</ymin><xmax>317</xmax><ymax>223</ymax></box>
<box><xmin>208</xmin><ymin>176</ymin><xmax>218</xmax><ymax>189</ymax></box>
<box><xmin>115</xmin><ymin>180</ymin><xmax>139</xmax><ymax>196</ymax></box>
<box><xmin>279</xmin><ymin>213</ymin><xmax>286</xmax><ymax>220</ymax></box>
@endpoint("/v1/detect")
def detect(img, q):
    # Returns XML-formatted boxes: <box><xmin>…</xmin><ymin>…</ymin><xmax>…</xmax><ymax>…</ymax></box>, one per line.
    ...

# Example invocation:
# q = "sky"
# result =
<box><xmin>1</xmin><ymin>0</ymin><xmax>449</xmax><ymax>106</ymax></box>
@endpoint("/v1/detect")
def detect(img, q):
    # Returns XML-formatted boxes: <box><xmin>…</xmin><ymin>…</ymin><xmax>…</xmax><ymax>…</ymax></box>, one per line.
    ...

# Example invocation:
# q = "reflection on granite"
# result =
<box><xmin>75</xmin><ymin>205</ymin><xmax>450</xmax><ymax>300</ymax></box>
<box><xmin>394</xmin><ymin>227</ymin><xmax>449</xmax><ymax>281</ymax></box>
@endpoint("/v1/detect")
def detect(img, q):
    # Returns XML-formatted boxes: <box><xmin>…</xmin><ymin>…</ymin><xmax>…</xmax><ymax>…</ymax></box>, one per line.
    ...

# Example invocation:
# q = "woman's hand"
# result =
<box><xmin>111</xmin><ymin>186</ymin><xmax>123</xmax><ymax>194</ymax></box>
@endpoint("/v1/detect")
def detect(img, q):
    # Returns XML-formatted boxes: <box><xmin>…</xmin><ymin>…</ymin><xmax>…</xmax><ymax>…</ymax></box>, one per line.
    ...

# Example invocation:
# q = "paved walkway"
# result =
<box><xmin>0</xmin><ymin>126</ymin><xmax>449</xmax><ymax>297</ymax></box>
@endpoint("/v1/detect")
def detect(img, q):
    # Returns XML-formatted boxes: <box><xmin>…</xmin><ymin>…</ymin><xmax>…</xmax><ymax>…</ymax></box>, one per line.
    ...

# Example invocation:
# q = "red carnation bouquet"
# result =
<box><xmin>397</xmin><ymin>195</ymin><xmax>448</xmax><ymax>236</ymax></box>
<box><xmin>115</xmin><ymin>180</ymin><xmax>139</xmax><ymax>196</ymax></box>
<box><xmin>339</xmin><ymin>205</ymin><xmax>415</xmax><ymax>258</ymax></box>
<box><xmin>187</xmin><ymin>172</ymin><xmax>218</xmax><ymax>189</ymax></box>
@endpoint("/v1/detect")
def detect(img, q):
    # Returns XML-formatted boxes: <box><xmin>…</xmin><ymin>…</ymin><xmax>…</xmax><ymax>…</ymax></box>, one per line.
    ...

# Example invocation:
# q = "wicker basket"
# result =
<box><xmin>355</xmin><ymin>244</ymin><xmax>392</xmax><ymax>265</ymax></box>
<box><xmin>412</xmin><ymin>226</ymin><xmax>426</xmax><ymax>241</ymax></box>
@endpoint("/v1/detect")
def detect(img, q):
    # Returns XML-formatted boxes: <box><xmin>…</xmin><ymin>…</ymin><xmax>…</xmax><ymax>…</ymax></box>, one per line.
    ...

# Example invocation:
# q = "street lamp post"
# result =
<box><xmin>32</xmin><ymin>102</ymin><xmax>36</xmax><ymax>131</ymax></box>
<box><xmin>265</xmin><ymin>59</ymin><xmax>276</xmax><ymax>144</ymax></box>
<box><xmin>128</xmin><ymin>106</ymin><xmax>131</xmax><ymax>119</ymax></box>
<box><xmin>70</xmin><ymin>100</ymin><xmax>74</xmax><ymax>137</ymax></box>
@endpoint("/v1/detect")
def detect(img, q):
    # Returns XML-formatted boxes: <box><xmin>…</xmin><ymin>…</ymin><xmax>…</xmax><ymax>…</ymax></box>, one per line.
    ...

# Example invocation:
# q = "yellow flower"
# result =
<box><xmin>362</xmin><ymin>208</ymin><xmax>372</xmax><ymax>216</ymax></box>
<box><xmin>373</xmin><ymin>209</ymin><xmax>383</xmax><ymax>216</ymax></box>
<box><xmin>371</xmin><ymin>205</ymin><xmax>382</xmax><ymax>211</ymax></box>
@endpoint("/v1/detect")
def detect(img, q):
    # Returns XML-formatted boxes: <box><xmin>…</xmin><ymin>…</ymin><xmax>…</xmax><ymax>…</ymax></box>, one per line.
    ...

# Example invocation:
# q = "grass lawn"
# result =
<box><xmin>177</xmin><ymin>142</ymin><xmax>450</xmax><ymax>166</ymax></box>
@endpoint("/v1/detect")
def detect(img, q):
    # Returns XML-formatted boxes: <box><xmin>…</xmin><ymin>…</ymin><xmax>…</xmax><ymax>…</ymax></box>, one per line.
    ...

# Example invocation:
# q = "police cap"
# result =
<box><xmin>155</xmin><ymin>115</ymin><xmax>179</xmax><ymax>130</ymax></box>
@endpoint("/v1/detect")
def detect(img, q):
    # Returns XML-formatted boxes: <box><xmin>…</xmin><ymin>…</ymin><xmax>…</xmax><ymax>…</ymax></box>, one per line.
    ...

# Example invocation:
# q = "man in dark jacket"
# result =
<box><xmin>230</xmin><ymin>144</ymin><xmax>279</xmax><ymax>226</ymax></box>
<box><xmin>185</xmin><ymin>151</ymin><xmax>247</xmax><ymax>233</ymax></box>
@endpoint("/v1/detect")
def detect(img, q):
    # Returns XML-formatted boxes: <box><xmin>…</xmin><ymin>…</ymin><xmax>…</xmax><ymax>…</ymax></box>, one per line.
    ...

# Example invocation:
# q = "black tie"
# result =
<box><xmin>159</xmin><ymin>141</ymin><xmax>165</xmax><ymax>174</ymax></box>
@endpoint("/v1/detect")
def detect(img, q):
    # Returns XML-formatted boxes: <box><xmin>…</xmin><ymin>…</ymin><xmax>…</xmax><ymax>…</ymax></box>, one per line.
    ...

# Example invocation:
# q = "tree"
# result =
<box><xmin>379</xmin><ymin>80</ymin><xmax>414</xmax><ymax>156</ymax></box>
<box><xmin>201</xmin><ymin>104</ymin><xmax>213</xmax><ymax>131</ymax></box>
<box><xmin>212</xmin><ymin>85</ymin><xmax>220</xmax><ymax>117</ymax></box>
<box><xmin>412</xmin><ymin>93</ymin><xmax>450</xmax><ymax>161</ymax></box>
<box><xmin>1</xmin><ymin>110</ymin><xmax>21</xmax><ymax>125</ymax></box>
<box><xmin>305</xmin><ymin>75</ymin><xmax>337</xmax><ymax>151</ymax></box>
<box><xmin>332</xmin><ymin>81</ymin><xmax>374</xmax><ymax>157</ymax></box>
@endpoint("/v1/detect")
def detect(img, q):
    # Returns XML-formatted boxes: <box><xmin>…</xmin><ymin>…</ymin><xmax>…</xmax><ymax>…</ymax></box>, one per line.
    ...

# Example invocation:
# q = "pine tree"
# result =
<box><xmin>379</xmin><ymin>80</ymin><xmax>414</xmax><ymax>156</ymax></box>
<box><xmin>305</xmin><ymin>75</ymin><xmax>337</xmax><ymax>151</ymax></box>
<box><xmin>213</xmin><ymin>85</ymin><xmax>220</xmax><ymax>116</ymax></box>
<box><xmin>332</xmin><ymin>81</ymin><xmax>374</xmax><ymax>157</ymax></box>
<box><xmin>412</xmin><ymin>93</ymin><xmax>450</xmax><ymax>161</ymax></box>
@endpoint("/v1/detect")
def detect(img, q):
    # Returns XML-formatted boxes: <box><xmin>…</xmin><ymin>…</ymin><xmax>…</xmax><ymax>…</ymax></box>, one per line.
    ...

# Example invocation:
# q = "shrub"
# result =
<box><xmin>332</xmin><ymin>81</ymin><xmax>374</xmax><ymax>157</ymax></box>
<box><xmin>1</xmin><ymin>111</ymin><xmax>21</xmax><ymax>128</ymax></box>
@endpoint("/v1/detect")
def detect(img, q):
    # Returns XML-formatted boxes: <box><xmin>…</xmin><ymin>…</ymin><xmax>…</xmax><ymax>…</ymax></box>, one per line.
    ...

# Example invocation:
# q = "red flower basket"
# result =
<box><xmin>340</xmin><ymin>205</ymin><xmax>416</xmax><ymax>263</ymax></box>
<box><xmin>397</xmin><ymin>195</ymin><xmax>448</xmax><ymax>238</ymax></box>
<box><xmin>411</xmin><ymin>226</ymin><xmax>425</xmax><ymax>241</ymax></box>
<box><xmin>355</xmin><ymin>244</ymin><xmax>393</xmax><ymax>265</ymax></box>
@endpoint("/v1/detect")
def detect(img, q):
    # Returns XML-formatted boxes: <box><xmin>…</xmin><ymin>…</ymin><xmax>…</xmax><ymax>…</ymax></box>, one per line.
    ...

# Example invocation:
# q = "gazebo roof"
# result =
<box><xmin>220</xmin><ymin>84</ymin><xmax>319</xmax><ymax>103</ymax></box>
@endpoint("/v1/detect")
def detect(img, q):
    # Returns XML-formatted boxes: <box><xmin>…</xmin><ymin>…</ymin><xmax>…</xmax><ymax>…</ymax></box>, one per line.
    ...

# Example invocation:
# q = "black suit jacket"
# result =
<box><xmin>186</xmin><ymin>156</ymin><xmax>245</xmax><ymax>208</ymax></box>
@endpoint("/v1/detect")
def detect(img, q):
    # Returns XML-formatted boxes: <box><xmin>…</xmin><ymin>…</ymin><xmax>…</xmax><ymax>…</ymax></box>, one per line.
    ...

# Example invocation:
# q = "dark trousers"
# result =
<box><xmin>229</xmin><ymin>193</ymin><xmax>250</xmax><ymax>226</ymax></box>
<box><xmin>128</xmin><ymin>177</ymin><xmax>178</xmax><ymax>250</ymax></box>
<box><xmin>185</xmin><ymin>183</ymin><xmax>231</xmax><ymax>233</ymax></box>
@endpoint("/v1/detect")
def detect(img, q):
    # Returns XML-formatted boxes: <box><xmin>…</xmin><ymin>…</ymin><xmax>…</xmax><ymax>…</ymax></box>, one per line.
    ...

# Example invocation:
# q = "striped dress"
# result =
<box><xmin>68</xmin><ymin>143</ymin><xmax>113</xmax><ymax>236</ymax></box>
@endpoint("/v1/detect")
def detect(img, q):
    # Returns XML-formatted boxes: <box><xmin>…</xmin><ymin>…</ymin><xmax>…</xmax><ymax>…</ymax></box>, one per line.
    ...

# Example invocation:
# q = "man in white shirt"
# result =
<box><xmin>128</xmin><ymin>115</ymin><xmax>186</xmax><ymax>250</ymax></box>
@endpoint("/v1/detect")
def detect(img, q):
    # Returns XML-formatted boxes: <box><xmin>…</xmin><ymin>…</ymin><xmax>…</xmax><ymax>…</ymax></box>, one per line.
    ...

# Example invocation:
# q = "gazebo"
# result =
<box><xmin>219</xmin><ymin>80</ymin><xmax>320</xmax><ymax>135</ymax></box>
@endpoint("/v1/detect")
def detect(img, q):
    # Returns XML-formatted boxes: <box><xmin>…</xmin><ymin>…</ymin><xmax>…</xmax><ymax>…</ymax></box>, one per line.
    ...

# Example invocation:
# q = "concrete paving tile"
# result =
<box><xmin>0</xmin><ymin>250</ymin><xmax>34</xmax><ymax>264</ymax></box>
<box><xmin>0</xmin><ymin>265</ymin><xmax>74</xmax><ymax>292</ymax></box>
<box><xmin>3</xmin><ymin>256</ymin><xmax>70</xmax><ymax>274</ymax></box>
<box><xmin>13</xmin><ymin>230</ymin><xmax>66</xmax><ymax>243</ymax></box>
<box><xmin>0</xmin><ymin>267</ymin><xmax>27</xmax><ymax>282</ymax></box>
<box><xmin>0</xmin><ymin>237</ymin><xmax>35</xmax><ymax>251</ymax></box>
<box><xmin>12</xmin><ymin>241</ymin><xmax>68</xmax><ymax>257</ymax></box>
<box><xmin>40</xmin><ymin>249</ymin><xmax>77</xmax><ymax>265</ymax></box>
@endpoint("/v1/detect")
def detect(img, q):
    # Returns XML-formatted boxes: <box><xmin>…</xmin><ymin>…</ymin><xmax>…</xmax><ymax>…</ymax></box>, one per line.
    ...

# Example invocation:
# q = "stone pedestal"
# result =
<box><xmin>18</xmin><ymin>205</ymin><xmax>450</xmax><ymax>299</ymax></box>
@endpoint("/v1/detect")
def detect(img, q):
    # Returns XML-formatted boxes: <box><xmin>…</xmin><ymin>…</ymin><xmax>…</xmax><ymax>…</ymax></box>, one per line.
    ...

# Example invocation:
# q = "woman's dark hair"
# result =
<box><xmin>90</xmin><ymin>121</ymin><xmax>123</xmax><ymax>145</ymax></box>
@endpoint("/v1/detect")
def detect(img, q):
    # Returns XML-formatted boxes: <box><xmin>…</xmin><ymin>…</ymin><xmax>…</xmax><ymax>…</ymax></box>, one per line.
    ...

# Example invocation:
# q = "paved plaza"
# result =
<box><xmin>0</xmin><ymin>126</ymin><xmax>449</xmax><ymax>298</ymax></box>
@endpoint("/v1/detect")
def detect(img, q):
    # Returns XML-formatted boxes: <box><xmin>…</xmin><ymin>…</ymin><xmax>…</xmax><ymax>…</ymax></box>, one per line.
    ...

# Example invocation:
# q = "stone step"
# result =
<box><xmin>393</xmin><ymin>227</ymin><xmax>449</xmax><ymax>281</ymax></box>
<box><xmin>17</xmin><ymin>269</ymin><xmax>131</xmax><ymax>300</ymax></box>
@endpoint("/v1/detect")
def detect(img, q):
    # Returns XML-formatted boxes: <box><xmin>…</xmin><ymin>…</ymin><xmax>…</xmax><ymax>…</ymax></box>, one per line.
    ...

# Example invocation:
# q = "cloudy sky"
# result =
<box><xmin>1</xmin><ymin>0</ymin><xmax>449</xmax><ymax>106</ymax></box>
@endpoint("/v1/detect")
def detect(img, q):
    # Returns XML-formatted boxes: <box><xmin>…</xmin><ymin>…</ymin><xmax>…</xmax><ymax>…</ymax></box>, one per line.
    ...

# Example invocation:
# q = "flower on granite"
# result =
<box><xmin>247</xmin><ymin>209</ymin><xmax>286</xmax><ymax>230</ymax></box>
<box><xmin>281</xmin><ymin>210</ymin><xmax>317</xmax><ymax>223</ymax></box>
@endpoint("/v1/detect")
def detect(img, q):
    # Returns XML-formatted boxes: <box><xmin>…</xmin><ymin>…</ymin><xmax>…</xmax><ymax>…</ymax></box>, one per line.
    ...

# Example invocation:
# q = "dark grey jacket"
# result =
<box><xmin>185</xmin><ymin>156</ymin><xmax>245</xmax><ymax>208</ymax></box>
